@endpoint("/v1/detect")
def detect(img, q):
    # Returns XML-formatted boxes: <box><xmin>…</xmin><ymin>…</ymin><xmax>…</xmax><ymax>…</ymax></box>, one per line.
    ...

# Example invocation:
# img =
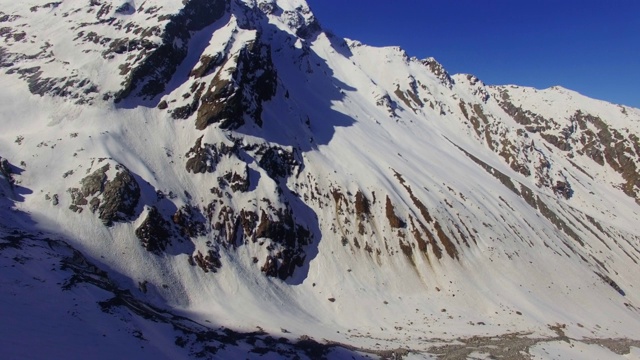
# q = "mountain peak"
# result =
<box><xmin>255</xmin><ymin>0</ymin><xmax>321</xmax><ymax>38</ymax></box>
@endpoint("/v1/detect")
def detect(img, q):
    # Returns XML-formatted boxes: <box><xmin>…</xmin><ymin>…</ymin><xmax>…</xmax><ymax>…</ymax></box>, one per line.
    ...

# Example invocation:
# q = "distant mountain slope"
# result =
<box><xmin>1</xmin><ymin>0</ymin><xmax>640</xmax><ymax>358</ymax></box>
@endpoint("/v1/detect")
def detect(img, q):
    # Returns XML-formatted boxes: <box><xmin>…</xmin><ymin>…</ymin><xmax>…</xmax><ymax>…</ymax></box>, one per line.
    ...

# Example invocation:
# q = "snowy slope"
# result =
<box><xmin>1</xmin><ymin>0</ymin><xmax>640</xmax><ymax>358</ymax></box>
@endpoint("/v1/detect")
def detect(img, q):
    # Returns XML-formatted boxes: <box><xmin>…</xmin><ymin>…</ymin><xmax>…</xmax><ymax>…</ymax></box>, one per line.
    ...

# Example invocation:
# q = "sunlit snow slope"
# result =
<box><xmin>1</xmin><ymin>0</ymin><xmax>640</xmax><ymax>358</ymax></box>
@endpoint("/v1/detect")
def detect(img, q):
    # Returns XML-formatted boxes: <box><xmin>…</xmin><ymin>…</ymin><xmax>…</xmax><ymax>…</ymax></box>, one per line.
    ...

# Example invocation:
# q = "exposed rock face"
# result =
<box><xmin>114</xmin><ymin>0</ymin><xmax>228</xmax><ymax>101</ymax></box>
<box><xmin>281</xmin><ymin>4</ymin><xmax>321</xmax><ymax>39</ymax></box>
<box><xmin>68</xmin><ymin>160</ymin><xmax>140</xmax><ymax>225</ymax></box>
<box><xmin>0</xmin><ymin>156</ymin><xmax>13</xmax><ymax>187</ymax></box>
<box><xmin>494</xmin><ymin>88</ymin><xmax>640</xmax><ymax>203</ymax></box>
<box><xmin>13</xmin><ymin>66</ymin><xmax>99</xmax><ymax>103</ymax></box>
<box><xmin>205</xmin><ymin>200</ymin><xmax>312</xmax><ymax>280</ymax></box>
<box><xmin>135</xmin><ymin>206</ymin><xmax>171</xmax><ymax>253</ymax></box>
<box><xmin>255</xmin><ymin>207</ymin><xmax>311</xmax><ymax>279</ymax></box>
<box><xmin>189</xmin><ymin>249</ymin><xmax>222</xmax><ymax>273</ymax></box>
<box><xmin>185</xmin><ymin>136</ymin><xmax>219</xmax><ymax>174</ymax></box>
<box><xmin>422</xmin><ymin>57</ymin><xmax>453</xmax><ymax>87</ymax></box>
<box><xmin>174</xmin><ymin>131</ymin><xmax>313</xmax><ymax>279</ymax></box>
<box><xmin>99</xmin><ymin>166</ymin><xmax>141</xmax><ymax>223</ymax></box>
<box><xmin>570</xmin><ymin>111</ymin><xmax>640</xmax><ymax>202</ymax></box>
<box><xmin>173</xmin><ymin>205</ymin><xmax>207</xmax><ymax>238</ymax></box>
<box><xmin>328</xmin><ymin>180</ymin><xmax>461</xmax><ymax>264</ymax></box>
<box><xmin>0</xmin><ymin>156</ymin><xmax>15</xmax><ymax>199</ymax></box>
<box><xmin>453</xmin><ymin>90</ymin><xmax>582</xmax><ymax>201</ymax></box>
<box><xmin>553</xmin><ymin>180</ymin><xmax>573</xmax><ymax>199</ymax></box>
<box><xmin>258</xmin><ymin>146</ymin><xmax>301</xmax><ymax>181</ymax></box>
<box><xmin>375</xmin><ymin>92</ymin><xmax>399</xmax><ymax>117</ymax></box>
<box><xmin>194</xmin><ymin>40</ymin><xmax>277</xmax><ymax>130</ymax></box>
<box><xmin>219</xmin><ymin>167</ymin><xmax>250</xmax><ymax>193</ymax></box>
<box><xmin>260</xmin><ymin>255</ymin><xmax>279</xmax><ymax>277</ymax></box>
<box><xmin>257</xmin><ymin>1</ymin><xmax>276</xmax><ymax>15</ymax></box>
<box><xmin>115</xmin><ymin>2</ymin><xmax>135</xmax><ymax>15</ymax></box>
<box><xmin>1</xmin><ymin>0</ymin><xmax>229</xmax><ymax>103</ymax></box>
<box><xmin>385</xmin><ymin>195</ymin><xmax>405</xmax><ymax>229</ymax></box>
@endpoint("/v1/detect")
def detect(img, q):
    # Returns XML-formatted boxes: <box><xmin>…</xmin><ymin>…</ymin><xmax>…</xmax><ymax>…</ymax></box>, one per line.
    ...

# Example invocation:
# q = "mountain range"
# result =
<box><xmin>1</xmin><ymin>0</ymin><xmax>640</xmax><ymax>358</ymax></box>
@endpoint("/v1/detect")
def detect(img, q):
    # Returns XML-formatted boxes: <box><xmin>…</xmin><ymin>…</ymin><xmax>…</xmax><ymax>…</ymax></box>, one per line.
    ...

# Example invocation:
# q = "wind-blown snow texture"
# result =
<box><xmin>1</xmin><ymin>0</ymin><xmax>640</xmax><ymax>358</ymax></box>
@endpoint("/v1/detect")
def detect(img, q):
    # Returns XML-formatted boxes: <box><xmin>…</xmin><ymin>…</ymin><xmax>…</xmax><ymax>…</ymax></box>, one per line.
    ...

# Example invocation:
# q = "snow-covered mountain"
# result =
<box><xmin>2</xmin><ymin>0</ymin><xmax>640</xmax><ymax>358</ymax></box>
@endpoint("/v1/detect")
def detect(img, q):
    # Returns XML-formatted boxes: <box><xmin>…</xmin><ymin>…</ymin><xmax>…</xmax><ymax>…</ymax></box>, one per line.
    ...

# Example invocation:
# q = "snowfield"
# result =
<box><xmin>1</xmin><ymin>0</ymin><xmax>640</xmax><ymax>358</ymax></box>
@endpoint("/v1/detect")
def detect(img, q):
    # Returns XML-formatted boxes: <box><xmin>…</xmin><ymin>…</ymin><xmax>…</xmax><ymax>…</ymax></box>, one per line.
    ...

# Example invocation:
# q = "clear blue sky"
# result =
<box><xmin>307</xmin><ymin>0</ymin><xmax>640</xmax><ymax>108</ymax></box>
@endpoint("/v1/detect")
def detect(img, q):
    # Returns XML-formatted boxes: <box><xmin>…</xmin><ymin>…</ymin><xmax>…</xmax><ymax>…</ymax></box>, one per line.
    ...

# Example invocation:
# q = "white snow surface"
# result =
<box><xmin>1</xmin><ymin>0</ymin><xmax>640</xmax><ymax>358</ymax></box>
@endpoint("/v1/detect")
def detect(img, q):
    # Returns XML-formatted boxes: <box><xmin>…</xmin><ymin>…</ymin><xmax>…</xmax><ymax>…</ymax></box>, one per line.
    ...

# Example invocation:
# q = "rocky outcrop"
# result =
<box><xmin>257</xmin><ymin>146</ymin><xmax>301</xmax><ymax>181</ymax></box>
<box><xmin>135</xmin><ymin>207</ymin><xmax>171</xmax><ymax>253</ymax></box>
<box><xmin>385</xmin><ymin>196</ymin><xmax>405</xmax><ymax>229</ymax></box>
<box><xmin>173</xmin><ymin>205</ymin><xmax>207</xmax><ymax>238</ymax></box>
<box><xmin>185</xmin><ymin>136</ymin><xmax>219</xmax><ymax>174</ymax></box>
<box><xmin>497</xmin><ymin>88</ymin><xmax>640</xmax><ymax>203</ymax></box>
<box><xmin>179</xmin><ymin>133</ymin><xmax>311</xmax><ymax>279</ymax></box>
<box><xmin>3</xmin><ymin>0</ymin><xmax>207</xmax><ymax>104</ymax></box>
<box><xmin>99</xmin><ymin>166</ymin><xmax>141</xmax><ymax>224</ymax></box>
<box><xmin>203</xmin><ymin>200</ymin><xmax>312</xmax><ymax>280</ymax></box>
<box><xmin>0</xmin><ymin>156</ymin><xmax>13</xmax><ymax>187</ymax></box>
<box><xmin>194</xmin><ymin>40</ymin><xmax>277</xmax><ymax>130</ymax></box>
<box><xmin>571</xmin><ymin>111</ymin><xmax>640</xmax><ymax>202</ymax></box>
<box><xmin>114</xmin><ymin>0</ymin><xmax>228</xmax><ymax>101</ymax></box>
<box><xmin>552</xmin><ymin>180</ymin><xmax>573</xmax><ymax>200</ymax></box>
<box><xmin>189</xmin><ymin>250</ymin><xmax>222</xmax><ymax>273</ymax></box>
<box><xmin>13</xmin><ymin>66</ymin><xmax>98</xmax><ymax>104</ymax></box>
<box><xmin>257</xmin><ymin>1</ymin><xmax>276</xmax><ymax>15</ymax></box>
<box><xmin>375</xmin><ymin>92</ymin><xmax>399</xmax><ymax>117</ymax></box>
<box><xmin>281</xmin><ymin>5</ymin><xmax>321</xmax><ymax>39</ymax></box>
<box><xmin>0</xmin><ymin>156</ymin><xmax>15</xmax><ymax>199</ymax></box>
<box><xmin>458</xmin><ymin>93</ymin><xmax>580</xmax><ymax>199</ymax></box>
<box><xmin>422</xmin><ymin>57</ymin><xmax>453</xmax><ymax>88</ymax></box>
<box><xmin>260</xmin><ymin>248</ymin><xmax>306</xmax><ymax>280</ymax></box>
<box><xmin>68</xmin><ymin>160</ymin><xmax>140</xmax><ymax>225</ymax></box>
<box><xmin>219</xmin><ymin>167</ymin><xmax>250</xmax><ymax>193</ymax></box>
